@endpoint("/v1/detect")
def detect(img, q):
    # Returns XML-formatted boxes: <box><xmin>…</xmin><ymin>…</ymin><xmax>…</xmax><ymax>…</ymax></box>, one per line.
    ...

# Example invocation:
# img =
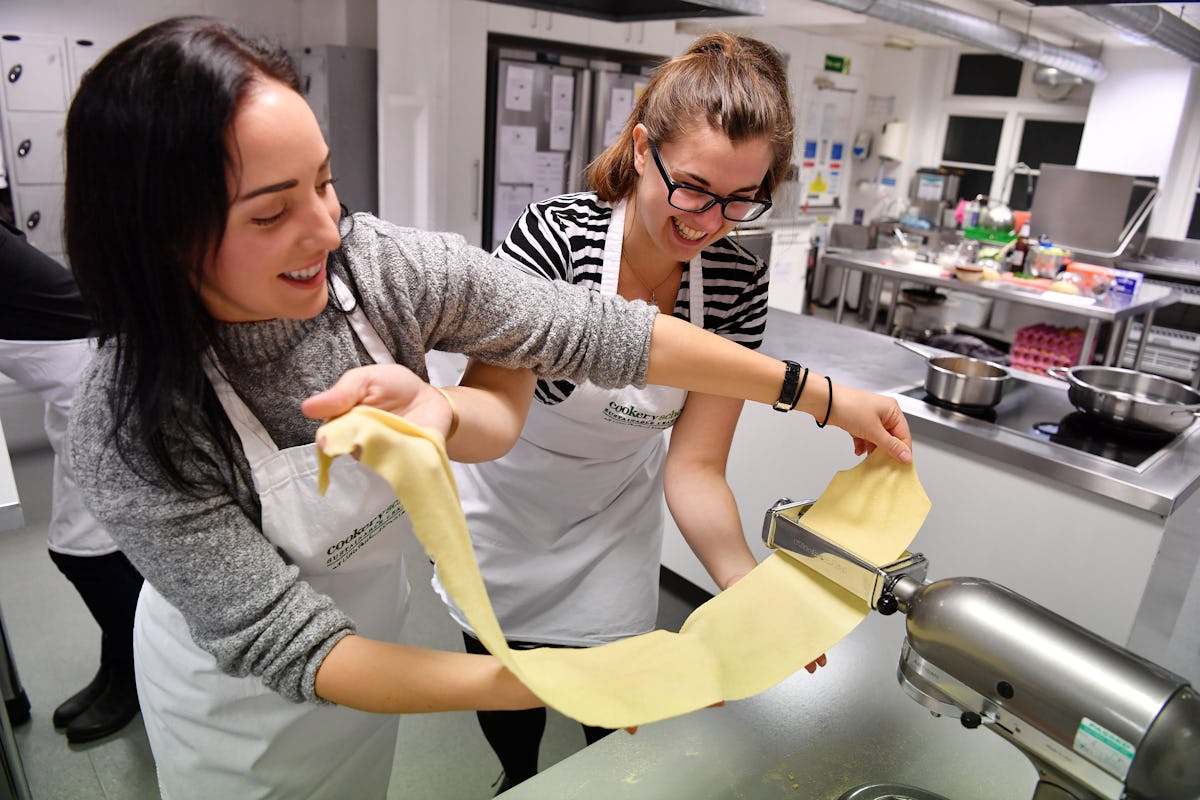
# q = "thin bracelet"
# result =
<box><xmin>815</xmin><ymin>375</ymin><xmax>833</xmax><ymax>428</ymax></box>
<box><xmin>791</xmin><ymin>366</ymin><xmax>810</xmax><ymax>411</ymax></box>
<box><xmin>435</xmin><ymin>387</ymin><xmax>460</xmax><ymax>441</ymax></box>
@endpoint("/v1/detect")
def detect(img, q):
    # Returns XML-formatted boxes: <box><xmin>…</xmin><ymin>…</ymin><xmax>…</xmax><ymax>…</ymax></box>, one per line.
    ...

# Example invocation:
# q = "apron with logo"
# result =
<box><xmin>434</xmin><ymin>200</ymin><xmax>704</xmax><ymax>646</ymax></box>
<box><xmin>134</xmin><ymin>277</ymin><xmax>411</xmax><ymax>799</ymax></box>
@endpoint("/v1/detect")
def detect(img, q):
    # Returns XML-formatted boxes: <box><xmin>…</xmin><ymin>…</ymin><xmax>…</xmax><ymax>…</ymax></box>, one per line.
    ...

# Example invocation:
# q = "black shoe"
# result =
<box><xmin>5</xmin><ymin>691</ymin><xmax>31</xmax><ymax>727</ymax></box>
<box><xmin>53</xmin><ymin>666</ymin><xmax>109</xmax><ymax>728</ymax></box>
<box><xmin>65</xmin><ymin>673</ymin><xmax>139</xmax><ymax>744</ymax></box>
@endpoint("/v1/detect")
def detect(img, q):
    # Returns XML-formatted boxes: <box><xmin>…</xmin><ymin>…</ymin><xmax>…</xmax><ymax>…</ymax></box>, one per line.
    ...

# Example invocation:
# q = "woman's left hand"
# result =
<box><xmin>302</xmin><ymin>364</ymin><xmax>454</xmax><ymax>440</ymax></box>
<box><xmin>826</xmin><ymin>383</ymin><xmax>913</xmax><ymax>464</ymax></box>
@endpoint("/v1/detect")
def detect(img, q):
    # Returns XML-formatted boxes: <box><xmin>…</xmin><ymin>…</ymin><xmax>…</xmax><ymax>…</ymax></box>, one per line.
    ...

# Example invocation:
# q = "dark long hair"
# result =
<box><xmin>587</xmin><ymin>32</ymin><xmax>794</xmax><ymax>202</ymax></box>
<box><xmin>64</xmin><ymin>16</ymin><xmax>303</xmax><ymax>492</ymax></box>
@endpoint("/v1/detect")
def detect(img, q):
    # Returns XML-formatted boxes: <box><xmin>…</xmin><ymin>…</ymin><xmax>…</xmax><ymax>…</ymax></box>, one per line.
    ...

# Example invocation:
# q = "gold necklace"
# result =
<box><xmin>621</xmin><ymin>252</ymin><xmax>678</xmax><ymax>305</ymax></box>
<box><xmin>620</xmin><ymin>197</ymin><xmax>679</xmax><ymax>305</ymax></box>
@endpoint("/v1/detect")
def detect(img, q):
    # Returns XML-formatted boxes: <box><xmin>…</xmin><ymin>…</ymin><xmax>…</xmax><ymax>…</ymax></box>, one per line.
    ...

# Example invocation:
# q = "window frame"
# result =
<box><xmin>929</xmin><ymin>50</ymin><xmax>1089</xmax><ymax>211</ymax></box>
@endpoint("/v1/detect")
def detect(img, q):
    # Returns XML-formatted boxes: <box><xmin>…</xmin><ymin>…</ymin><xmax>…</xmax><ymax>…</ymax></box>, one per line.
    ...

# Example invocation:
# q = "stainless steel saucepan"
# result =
<box><xmin>895</xmin><ymin>339</ymin><xmax>1010</xmax><ymax>409</ymax></box>
<box><xmin>1047</xmin><ymin>365</ymin><xmax>1200</xmax><ymax>435</ymax></box>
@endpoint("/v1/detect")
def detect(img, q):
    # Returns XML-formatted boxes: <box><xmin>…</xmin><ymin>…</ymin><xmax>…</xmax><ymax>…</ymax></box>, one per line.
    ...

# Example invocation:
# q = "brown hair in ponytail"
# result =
<box><xmin>586</xmin><ymin>32</ymin><xmax>793</xmax><ymax>202</ymax></box>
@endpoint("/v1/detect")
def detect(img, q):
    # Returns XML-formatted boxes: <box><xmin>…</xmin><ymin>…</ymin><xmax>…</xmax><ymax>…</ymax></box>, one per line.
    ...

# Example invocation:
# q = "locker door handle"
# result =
<box><xmin>25</xmin><ymin>210</ymin><xmax>40</xmax><ymax>230</ymax></box>
<box><xmin>17</xmin><ymin>139</ymin><xmax>31</xmax><ymax>158</ymax></box>
<box><xmin>7</xmin><ymin>63</ymin><xmax>21</xmax><ymax>83</ymax></box>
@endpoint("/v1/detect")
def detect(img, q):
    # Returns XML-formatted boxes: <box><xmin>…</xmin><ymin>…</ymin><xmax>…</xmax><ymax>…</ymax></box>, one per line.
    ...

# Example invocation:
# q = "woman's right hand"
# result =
<box><xmin>824</xmin><ymin>383</ymin><xmax>913</xmax><ymax>464</ymax></box>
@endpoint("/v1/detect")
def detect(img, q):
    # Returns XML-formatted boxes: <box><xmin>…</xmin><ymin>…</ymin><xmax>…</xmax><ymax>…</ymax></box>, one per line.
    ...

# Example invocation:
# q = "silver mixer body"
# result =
<box><xmin>897</xmin><ymin>577</ymin><xmax>1200</xmax><ymax>800</ymax></box>
<box><xmin>761</xmin><ymin>499</ymin><xmax>1200</xmax><ymax>800</ymax></box>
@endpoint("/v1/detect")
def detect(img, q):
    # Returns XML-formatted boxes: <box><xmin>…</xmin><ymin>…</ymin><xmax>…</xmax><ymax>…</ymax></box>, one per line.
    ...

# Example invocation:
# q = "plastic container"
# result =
<box><xmin>945</xmin><ymin>290</ymin><xmax>992</xmax><ymax>328</ymax></box>
<box><xmin>963</xmin><ymin>226</ymin><xmax>1017</xmax><ymax>246</ymax></box>
<box><xmin>1066</xmin><ymin>262</ymin><xmax>1144</xmax><ymax>299</ymax></box>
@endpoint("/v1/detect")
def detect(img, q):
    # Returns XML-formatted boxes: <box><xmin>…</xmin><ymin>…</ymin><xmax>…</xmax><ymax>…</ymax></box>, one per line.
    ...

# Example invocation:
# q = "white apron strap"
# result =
<box><xmin>600</xmin><ymin>200</ymin><xmax>626</xmax><ymax>298</ymax></box>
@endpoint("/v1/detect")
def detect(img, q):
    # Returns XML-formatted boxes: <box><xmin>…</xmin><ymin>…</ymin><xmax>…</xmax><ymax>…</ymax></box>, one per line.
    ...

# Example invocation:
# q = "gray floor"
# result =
<box><xmin>0</xmin><ymin>444</ymin><xmax>701</xmax><ymax>799</ymax></box>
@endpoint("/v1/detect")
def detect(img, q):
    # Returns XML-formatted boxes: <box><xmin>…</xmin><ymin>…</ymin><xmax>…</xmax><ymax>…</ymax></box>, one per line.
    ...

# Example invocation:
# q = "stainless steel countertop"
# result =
<box><xmin>822</xmin><ymin>249</ymin><xmax>1178</xmax><ymax>323</ymax></box>
<box><xmin>759</xmin><ymin>312</ymin><xmax>1200</xmax><ymax>517</ymax></box>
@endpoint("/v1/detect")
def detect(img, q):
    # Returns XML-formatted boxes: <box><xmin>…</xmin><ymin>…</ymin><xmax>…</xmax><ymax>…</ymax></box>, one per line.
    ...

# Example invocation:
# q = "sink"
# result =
<box><xmin>839</xmin><ymin>784</ymin><xmax>954</xmax><ymax>800</ymax></box>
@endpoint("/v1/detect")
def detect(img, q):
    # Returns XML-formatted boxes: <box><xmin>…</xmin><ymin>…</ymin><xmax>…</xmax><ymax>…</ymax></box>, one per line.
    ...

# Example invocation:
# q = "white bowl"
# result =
<box><xmin>890</xmin><ymin>246</ymin><xmax>917</xmax><ymax>265</ymax></box>
<box><xmin>956</xmin><ymin>265</ymin><xmax>984</xmax><ymax>283</ymax></box>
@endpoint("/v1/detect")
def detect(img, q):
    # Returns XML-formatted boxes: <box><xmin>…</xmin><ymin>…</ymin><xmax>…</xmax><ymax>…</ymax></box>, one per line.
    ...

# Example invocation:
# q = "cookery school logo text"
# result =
<box><xmin>326</xmin><ymin>499</ymin><xmax>408</xmax><ymax>569</ymax></box>
<box><xmin>603</xmin><ymin>401</ymin><xmax>681</xmax><ymax>429</ymax></box>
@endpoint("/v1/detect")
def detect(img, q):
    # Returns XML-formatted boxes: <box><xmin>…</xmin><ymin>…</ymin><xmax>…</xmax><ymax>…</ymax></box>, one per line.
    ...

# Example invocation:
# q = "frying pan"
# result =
<box><xmin>895</xmin><ymin>339</ymin><xmax>1010</xmax><ymax>409</ymax></box>
<box><xmin>1046</xmin><ymin>366</ymin><xmax>1200</xmax><ymax>435</ymax></box>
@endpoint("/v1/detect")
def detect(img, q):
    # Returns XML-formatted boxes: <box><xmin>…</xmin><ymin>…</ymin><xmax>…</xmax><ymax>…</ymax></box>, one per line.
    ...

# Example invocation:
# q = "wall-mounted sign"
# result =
<box><xmin>824</xmin><ymin>54</ymin><xmax>850</xmax><ymax>74</ymax></box>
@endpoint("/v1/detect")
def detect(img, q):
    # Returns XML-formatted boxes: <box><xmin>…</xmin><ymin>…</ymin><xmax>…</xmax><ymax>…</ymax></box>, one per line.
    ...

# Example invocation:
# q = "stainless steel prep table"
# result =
<box><xmin>822</xmin><ymin>248</ymin><xmax>1178</xmax><ymax>369</ymax></box>
<box><xmin>502</xmin><ymin>312</ymin><xmax>1200</xmax><ymax>799</ymax></box>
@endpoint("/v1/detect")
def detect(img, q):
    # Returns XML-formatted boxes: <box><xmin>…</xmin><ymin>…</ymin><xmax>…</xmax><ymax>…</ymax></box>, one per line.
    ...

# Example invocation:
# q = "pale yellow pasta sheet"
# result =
<box><xmin>317</xmin><ymin>406</ymin><xmax>929</xmax><ymax>728</ymax></box>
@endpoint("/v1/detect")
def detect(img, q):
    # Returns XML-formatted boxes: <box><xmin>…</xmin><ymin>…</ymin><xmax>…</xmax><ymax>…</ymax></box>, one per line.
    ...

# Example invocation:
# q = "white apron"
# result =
<box><xmin>0</xmin><ymin>337</ymin><xmax>115</xmax><ymax>555</ymax></box>
<box><xmin>434</xmin><ymin>200</ymin><xmax>704</xmax><ymax>646</ymax></box>
<box><xmin>134</xmin><ymin>278</ymin><xmax>412</xmax><ymax>800</ymax></box>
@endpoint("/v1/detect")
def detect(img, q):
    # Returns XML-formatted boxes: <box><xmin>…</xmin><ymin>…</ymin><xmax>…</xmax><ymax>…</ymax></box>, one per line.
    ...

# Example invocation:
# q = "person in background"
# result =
<box><xmin>64</xmin><ymin>16</ymin><xmax>910</xmax><ymax>799</ymax></box>
<box><xmin>426</xmin><ymin>32</ymin><xmax>828</xmax><ymax>792</ymax></box>
<box><xmin>0</xmin><ymin>219</ymin><xmax>143</xmax><ymax>743</ymax></box>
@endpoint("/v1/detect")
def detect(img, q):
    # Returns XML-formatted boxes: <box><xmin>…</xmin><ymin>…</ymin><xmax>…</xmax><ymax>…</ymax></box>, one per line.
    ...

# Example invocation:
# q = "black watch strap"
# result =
<box><xmin>774</xmin><ymin>360</ymin><xmax>802</xmax><ymax>412</ymax></box>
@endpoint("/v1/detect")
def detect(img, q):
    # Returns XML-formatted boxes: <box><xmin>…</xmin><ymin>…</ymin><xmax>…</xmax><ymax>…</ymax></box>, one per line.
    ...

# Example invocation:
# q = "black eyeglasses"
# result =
<box><xmin>648</xmin><ymin>140</ymin><xmax>772</xmax><ymax>223</ymax></box>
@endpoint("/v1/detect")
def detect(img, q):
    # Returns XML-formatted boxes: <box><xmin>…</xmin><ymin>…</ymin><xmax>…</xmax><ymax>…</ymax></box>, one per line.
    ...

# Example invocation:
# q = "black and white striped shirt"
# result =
<box><xmin>495</xmin><ymin>192</ymin><xmax>770</xmax><ymax>405</ymax></box>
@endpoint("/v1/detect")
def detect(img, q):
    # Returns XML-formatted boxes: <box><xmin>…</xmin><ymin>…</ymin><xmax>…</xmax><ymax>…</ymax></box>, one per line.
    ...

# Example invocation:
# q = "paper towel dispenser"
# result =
<box><xmin>479</xmin><ymin>0</ymin><xmax>764</xmax><ymax>22</ymax></box>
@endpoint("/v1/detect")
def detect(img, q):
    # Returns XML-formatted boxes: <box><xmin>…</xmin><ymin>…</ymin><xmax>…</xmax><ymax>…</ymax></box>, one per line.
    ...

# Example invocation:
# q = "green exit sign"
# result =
<box><xmin>824</xmin><ymin>54</ymin><xmax>850</xmax><ymax>74</ymax></box>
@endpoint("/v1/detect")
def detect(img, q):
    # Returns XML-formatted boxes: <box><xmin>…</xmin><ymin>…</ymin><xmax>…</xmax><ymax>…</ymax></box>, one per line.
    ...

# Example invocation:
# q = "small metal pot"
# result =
<box><xmin>1047</xmin><ymin>366</ymin><xmax>1200</xmax><ymax>435</ymax></box>
<box><xmin>896</xmin><ymin>340</ymin><xmax>1011</xmax><ymax>409</ymax></box>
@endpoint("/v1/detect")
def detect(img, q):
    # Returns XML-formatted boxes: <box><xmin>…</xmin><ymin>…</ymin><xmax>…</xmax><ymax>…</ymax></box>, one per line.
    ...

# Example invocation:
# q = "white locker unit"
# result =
<box><xmin>0</xmin><ymin>32</ymin><xmax>104</xmax><ymax>262</ymax></box>
<box><xmin>0</xmin><ymin>32</ymin><xmax>102</xmax><ymax>453</ymax></box>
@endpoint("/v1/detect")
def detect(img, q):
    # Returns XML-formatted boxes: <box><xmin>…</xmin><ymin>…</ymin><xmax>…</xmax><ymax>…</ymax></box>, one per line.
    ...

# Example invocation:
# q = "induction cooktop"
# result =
<box><xmin>898</xmin><ymin>378</ymin><xmax>1179</xmax><ymax>470</ymax></box>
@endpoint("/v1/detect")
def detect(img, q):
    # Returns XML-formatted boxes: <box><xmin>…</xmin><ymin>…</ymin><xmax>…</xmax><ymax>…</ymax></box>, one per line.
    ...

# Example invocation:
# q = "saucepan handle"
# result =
<box><xmin>893</xmin><ymin>338</ymin><xmax>931</xmax><ymax>361</ymax></box>
<box><xmin>1045</xmin><ymin>366</ymin><xmax>1069</xmax><ymax>381</ymax></box>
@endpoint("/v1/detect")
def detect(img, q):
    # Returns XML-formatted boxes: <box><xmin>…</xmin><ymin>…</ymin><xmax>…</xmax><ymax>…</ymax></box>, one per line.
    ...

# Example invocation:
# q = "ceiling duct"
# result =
<box><xmin>478</xmin><ymin>0</ymin><xmax>764</xmax><ymax>23</ymax></box>
<box><xmin>812</xmin><ymin>0</ymin><xmax>1108</xmax><ymax>83</ymax></box>
<box><xmin>1072</xmin><ymin>4</ymin><xmax>1200</xmax><ymax>65</ymax></box>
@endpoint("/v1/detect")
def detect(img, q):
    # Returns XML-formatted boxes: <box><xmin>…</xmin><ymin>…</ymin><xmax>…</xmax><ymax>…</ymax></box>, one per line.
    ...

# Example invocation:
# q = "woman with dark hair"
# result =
<box><xmin>426</xmin><ymin>33</ymin><xmax>826</xmax><ymax>792</ymax></box>
<box><xmin>65</xmin><ymin>16</ymin><xmax>911</xmax><ymax>799</ymax></box>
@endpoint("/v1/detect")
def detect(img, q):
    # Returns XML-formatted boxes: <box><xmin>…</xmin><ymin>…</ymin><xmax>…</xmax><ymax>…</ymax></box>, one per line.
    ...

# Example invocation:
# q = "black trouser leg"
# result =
<box><xmin>582</xmin><ymin>723</ymin><xmax>615</xmax><ymax>745</ymax></box>
<box><xmin>463</xmin><ymin>632</ymin><xmax>618</xmax><ymax>783</ymax></box>
<box><xmin>463</xmin><ymin>632</ymin><xmax>544</xmax><ymax>786</ymax></box>
<box><xmin>48</xmin><ymin>550</ymin><xmax>143</xmax><ymax>676</ymax></box>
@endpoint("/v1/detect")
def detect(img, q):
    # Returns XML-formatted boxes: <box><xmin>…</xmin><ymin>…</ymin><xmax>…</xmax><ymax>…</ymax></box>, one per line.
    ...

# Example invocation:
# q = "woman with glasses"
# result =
<box><xmin>433</xmin><ymin>33</ymin><xmax>836</xmax><ymax>793</ymax></box>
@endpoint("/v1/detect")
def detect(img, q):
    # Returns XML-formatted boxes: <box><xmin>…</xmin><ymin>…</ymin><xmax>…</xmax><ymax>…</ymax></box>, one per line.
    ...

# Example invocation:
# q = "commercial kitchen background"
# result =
<box><xmin>3</xmin><ymin>1</ymin><xmax>1200</xmax><ymax>798</ymax></box>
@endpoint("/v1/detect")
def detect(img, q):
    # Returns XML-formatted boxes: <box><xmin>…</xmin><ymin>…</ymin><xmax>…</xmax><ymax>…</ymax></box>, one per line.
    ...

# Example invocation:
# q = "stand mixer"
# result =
<box><xmin>762</xmin><ymin>499</ymin><xmax>1200</xmax><ymax>800</ymax></box>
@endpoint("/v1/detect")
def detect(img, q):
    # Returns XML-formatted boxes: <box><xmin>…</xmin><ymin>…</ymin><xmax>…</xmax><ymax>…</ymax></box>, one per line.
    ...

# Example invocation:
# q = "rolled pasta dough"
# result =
<box><xmin>317</xmin><ymin>407</ymin><xmax>929</xmax><ymax>728</ymax></box>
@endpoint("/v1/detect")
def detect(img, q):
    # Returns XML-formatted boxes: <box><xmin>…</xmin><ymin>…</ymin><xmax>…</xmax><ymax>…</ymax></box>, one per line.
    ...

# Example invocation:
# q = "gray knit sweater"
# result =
<box><xmin>69</xmin><ymin>214</ymin><xmax>658</xmax><ymax>703</ymax></box>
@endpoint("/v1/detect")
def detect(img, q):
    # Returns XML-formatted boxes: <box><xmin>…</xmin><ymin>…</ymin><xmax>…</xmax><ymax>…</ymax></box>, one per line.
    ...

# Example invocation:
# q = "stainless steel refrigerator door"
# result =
<box><xmin>588</xmin><ymin>62</ymin><xmax>653</xmax><ymax>163</ymax></box>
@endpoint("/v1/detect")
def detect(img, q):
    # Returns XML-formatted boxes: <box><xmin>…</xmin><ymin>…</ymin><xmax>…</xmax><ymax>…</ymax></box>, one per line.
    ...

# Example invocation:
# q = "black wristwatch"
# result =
<box><xmin>774</xmin><ymin>360</ymin><xmax>803</xmax><ymax>412</ymax></box>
